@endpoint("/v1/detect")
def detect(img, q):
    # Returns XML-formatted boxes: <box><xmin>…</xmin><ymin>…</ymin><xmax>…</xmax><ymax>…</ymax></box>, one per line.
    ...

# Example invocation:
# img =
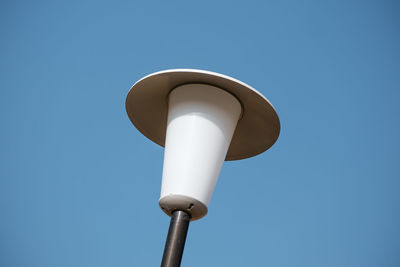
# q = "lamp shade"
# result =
<box><xmin>159</xmin><ymin>84</ymin><xmax>241</xmax><ymax>220</ymax></box>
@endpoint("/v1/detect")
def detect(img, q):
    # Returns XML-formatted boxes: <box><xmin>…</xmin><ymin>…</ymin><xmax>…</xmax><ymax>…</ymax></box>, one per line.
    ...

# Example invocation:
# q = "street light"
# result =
<box><xmin>126</xmin><ymin>69</ymin><xmax>280</xmax><ymax>267</ymax></box>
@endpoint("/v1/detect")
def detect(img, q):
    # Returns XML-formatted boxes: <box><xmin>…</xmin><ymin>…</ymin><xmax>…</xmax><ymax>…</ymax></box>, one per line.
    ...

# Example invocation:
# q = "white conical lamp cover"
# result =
<box><xmin>159</xmin><ymin>84</ymin><xmax>242</xmax><ymax>220</ymax></box>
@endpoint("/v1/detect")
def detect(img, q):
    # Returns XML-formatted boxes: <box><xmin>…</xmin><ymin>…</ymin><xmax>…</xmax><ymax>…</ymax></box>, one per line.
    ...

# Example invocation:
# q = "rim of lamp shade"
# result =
<box><xmin>125</xmin><ymin>69</ymin><xmax>280</xmax><ymax>160</ymax></box>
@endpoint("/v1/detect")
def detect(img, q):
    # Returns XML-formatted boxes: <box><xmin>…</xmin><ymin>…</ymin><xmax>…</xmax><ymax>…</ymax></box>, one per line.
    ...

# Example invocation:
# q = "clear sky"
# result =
<box><xmin>1</xmin><ymin>1</ymin><xmax>399</xmax><ymax>266</ymax></box>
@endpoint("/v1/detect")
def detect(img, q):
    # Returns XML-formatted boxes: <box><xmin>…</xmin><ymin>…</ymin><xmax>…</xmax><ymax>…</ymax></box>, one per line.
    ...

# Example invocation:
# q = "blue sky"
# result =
<box><xmin>1</xmin><ymin>1</ymin><xmax>399</xmax><ymax>266</ymax></box>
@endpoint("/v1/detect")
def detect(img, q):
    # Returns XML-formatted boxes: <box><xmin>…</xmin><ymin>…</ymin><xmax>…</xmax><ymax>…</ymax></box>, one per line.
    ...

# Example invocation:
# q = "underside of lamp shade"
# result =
<box><xmin>125</xmin><ymin>69</ymin><xmax>280</xmax><ymax>161</ymax></box>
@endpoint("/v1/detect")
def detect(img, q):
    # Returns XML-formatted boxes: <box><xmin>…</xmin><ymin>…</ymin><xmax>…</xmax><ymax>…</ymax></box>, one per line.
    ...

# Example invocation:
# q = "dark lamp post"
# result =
<box><xmin>125</xmin><ymin>69</ymin><xmax>280</xmax><ymax>267</ymax></box>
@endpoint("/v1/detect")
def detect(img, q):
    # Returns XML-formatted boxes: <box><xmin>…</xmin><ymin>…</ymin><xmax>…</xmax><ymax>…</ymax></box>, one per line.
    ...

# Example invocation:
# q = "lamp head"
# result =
<box><xmin>126</xmin><ymin>69</ymin><xmax>280</xmax><ymax>220</ymax></box>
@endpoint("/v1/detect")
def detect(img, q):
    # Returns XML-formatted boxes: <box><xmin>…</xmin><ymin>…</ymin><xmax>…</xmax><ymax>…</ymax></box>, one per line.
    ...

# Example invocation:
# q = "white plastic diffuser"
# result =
<box><xmin>126</xmin><ymin>69</ymin><xmax>280</xmax><ymax>221</ymax></box>
<box><xmin>159</xmin><ymin>84</ymin><xmax>242</xmax><ymax>219</ymax></box>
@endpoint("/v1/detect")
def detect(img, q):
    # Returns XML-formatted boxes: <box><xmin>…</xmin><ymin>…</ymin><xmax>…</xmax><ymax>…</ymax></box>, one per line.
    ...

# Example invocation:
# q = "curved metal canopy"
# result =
<box><xmin>126</xmin><ymin>69</ymin><xmax>280</xmax><ymax>160</ymax></box>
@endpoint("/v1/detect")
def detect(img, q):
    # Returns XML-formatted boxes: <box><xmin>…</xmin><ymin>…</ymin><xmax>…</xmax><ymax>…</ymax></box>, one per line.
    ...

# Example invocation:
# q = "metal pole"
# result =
<box><xmin>160</xmin><ymin>210</ymin><xmax>191</xmax><ymax>267</ymax></box>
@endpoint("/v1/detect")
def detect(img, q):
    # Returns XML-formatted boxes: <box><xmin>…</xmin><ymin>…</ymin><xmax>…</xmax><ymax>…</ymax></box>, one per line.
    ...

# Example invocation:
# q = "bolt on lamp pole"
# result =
<box><xmin>125</xmin><ymin>69</ymin><xmax>280</xmax><ymax>267</ymax></box>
